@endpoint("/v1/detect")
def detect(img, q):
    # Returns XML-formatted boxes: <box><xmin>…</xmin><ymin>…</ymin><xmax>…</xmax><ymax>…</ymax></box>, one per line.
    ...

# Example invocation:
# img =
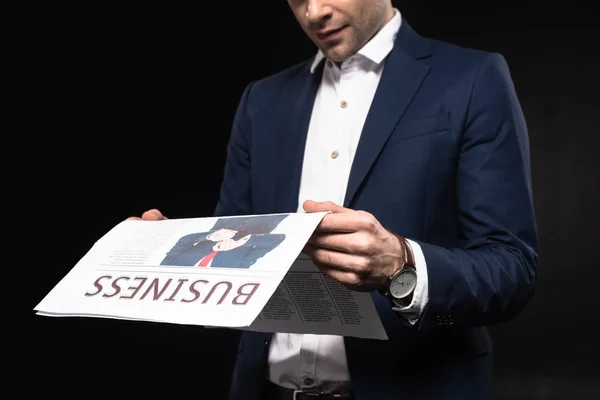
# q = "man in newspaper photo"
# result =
<box><xmin>160</xmin><ymin>214</ymin><xmax>288</xmax><ymax>269</ymax></box>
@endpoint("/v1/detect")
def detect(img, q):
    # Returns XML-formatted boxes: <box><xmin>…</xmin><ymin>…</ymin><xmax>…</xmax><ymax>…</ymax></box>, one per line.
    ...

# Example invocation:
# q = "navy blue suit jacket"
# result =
<box><xmin>215</xmin><ymin>21</ymin><xmax>538</xmax><ymax>400</ymax></box>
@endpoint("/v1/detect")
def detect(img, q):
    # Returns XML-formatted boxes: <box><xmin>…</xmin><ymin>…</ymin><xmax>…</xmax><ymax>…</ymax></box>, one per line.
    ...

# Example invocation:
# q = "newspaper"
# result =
<box><xmin>34</xmin><ymin>212</ymin><xmax>388</xmax><ymax>340</ymax></box>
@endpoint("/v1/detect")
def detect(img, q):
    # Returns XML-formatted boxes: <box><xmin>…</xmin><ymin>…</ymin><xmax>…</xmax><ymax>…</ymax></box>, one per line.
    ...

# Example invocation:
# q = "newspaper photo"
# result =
<box><xmin>34</xmin><ymin>212</ymin><xmax>388</xmax><ymax>340</ymax></box>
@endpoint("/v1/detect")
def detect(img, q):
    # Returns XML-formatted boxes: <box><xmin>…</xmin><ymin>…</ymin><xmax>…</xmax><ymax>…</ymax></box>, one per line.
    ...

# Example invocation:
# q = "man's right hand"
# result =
<box><xmin>127</xmin><ymin>209</ymin><xmax>168</xmax><ymax>221</ymax></box>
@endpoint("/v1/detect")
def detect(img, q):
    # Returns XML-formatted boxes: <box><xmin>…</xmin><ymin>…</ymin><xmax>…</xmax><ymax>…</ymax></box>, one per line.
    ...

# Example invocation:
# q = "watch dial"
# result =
<box><xmin>390</xmin><ymin>269</ymin><xmax>417</xmax><ymax>299</ymax></box>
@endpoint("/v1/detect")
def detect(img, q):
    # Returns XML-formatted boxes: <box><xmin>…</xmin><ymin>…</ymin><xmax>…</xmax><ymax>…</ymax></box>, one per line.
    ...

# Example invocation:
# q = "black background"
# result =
<box><xmin>27</xmin><ymin>1</ymin><xmax>598</xmax><ymax>399</ymax></box>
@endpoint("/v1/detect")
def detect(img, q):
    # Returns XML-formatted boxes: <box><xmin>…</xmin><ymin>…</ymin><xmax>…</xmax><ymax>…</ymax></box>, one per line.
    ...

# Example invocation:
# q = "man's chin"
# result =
<box><xmin>320</xmin><ymin>43</ymin><xmax>355</xmax><ymax>64</ymax></box>
<box><xmin>322</xmin><ymin>50</ymin><xmax>348</xmax><ymax>64</ymax></box>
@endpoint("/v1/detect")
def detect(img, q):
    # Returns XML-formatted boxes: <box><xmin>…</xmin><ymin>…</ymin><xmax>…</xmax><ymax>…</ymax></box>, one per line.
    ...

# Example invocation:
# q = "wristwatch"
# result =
<box><xmin>379</xmin><ymin>234</ymin><xmax>417</xmax><ymax>306</ymax></box>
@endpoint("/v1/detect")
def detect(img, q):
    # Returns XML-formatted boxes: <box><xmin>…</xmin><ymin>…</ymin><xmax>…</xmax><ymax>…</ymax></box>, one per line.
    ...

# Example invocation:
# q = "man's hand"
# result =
<box><xmin>216</xmin><ymin>235</ymin><xmax>251</xmax><ymax>251</ymax></box>
<box><xmin>302</xmin><ymin>200</ymin><xmax>404</xmax><ymax>292</ymax></box>
<box><xmin>127</xmin><ymin>209</ymin><xmax>168</xmax><ymax>221</ymax></box>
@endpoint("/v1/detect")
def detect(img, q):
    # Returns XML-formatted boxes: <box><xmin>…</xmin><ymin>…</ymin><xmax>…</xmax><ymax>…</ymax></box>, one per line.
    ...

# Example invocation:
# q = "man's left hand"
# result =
<box><xmin>302</xmin><ymin>200</ymin><xmax>404</xmax><ymax>292</ymax></box>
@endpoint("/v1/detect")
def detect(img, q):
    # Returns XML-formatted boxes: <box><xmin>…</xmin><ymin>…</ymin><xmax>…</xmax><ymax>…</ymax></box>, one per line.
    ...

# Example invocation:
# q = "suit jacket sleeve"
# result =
<box><xmin>214</xmin><ymin>83</ymin><xmax>255</xmax><ymax>217</ymax></box>
<box><xmin>238</xmin><ymin>234</ymin><xmax>287</xmax><ymax>269</ymax></box>
<box><xmin>161</xmin><ymin>233</ymin><xmax>204</xmax><ymax>266</ymax></box>
<box><xmin>413</xmin><ymin>53</ymin><xmax>538</xmax><ymax>330</ymax></box>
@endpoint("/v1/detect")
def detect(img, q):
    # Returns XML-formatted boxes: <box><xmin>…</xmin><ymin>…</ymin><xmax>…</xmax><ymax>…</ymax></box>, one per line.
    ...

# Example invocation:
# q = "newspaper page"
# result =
<box><xmin>247</xmin><ymin>254</ymin><xmax>388</xmax><ymax>340</ymax></box>
<box><xmin>34</xmin><ymin>212</ymin><xmax>388</xmax><ymax>340</ymax></box>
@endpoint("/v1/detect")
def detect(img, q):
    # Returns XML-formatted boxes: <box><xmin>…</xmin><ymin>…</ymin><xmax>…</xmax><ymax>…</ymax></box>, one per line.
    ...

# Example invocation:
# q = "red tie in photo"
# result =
<box><xmin>198</xmin><ymin>251</ymin><xmax>218</xmax><ymax>267</ymax></box>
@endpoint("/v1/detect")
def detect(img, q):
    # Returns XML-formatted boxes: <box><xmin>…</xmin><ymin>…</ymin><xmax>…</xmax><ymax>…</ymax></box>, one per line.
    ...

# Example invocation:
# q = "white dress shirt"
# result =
<box><xmin>267</xmin><ymin>9</ymin><xmax>429</xmax><ymax>392</ymax></box>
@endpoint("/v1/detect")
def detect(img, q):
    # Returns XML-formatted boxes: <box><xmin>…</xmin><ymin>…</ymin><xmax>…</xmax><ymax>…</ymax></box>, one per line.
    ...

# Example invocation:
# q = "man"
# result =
<box><xmin>132</xmin><ymin>0</ymin><xmax>538</xmax><ymax>399</ymax></box>
<box><xmin>160</xmin><ymin>214</ymin><xmax>287</xmax><ymax>269</ymax></box>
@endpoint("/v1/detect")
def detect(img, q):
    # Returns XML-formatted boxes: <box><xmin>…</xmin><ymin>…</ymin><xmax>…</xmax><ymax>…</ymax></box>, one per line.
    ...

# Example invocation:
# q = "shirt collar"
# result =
<box><xmin>310</xmin><ymin>8</ymin><xmax>402</xmax><ymax>73</ymax></box>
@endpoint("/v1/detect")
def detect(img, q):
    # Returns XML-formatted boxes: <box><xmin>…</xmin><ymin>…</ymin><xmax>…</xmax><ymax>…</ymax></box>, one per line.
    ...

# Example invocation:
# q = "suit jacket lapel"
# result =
<box><xmin>343</xmin><ymin>22</ymin><xmax>432</xmax><ymax>208</ymax></box>
<box><xmin>273</xmin><ymin>60</ymin><xmax>325</xmax><ymax>213</ymax></box>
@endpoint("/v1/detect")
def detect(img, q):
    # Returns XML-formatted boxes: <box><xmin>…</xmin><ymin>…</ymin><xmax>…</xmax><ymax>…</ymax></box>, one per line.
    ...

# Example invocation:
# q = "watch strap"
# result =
<box><xmin>379</xmin><ymin>234</ymin><xmax>416</xmax><ymax>301</ymax></box>
<box><xmin>392</xmin><ymin>234</ymin><xmax>416</xmax><ymax>305</ymax></box>
<box><xmin>392</xmin><ymin>234</ymin><xmax>415</xmax><ymax>272</ymax></box>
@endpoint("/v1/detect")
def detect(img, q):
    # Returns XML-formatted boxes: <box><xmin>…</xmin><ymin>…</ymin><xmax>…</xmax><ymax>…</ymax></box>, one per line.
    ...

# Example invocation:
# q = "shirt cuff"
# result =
<box><xmin>391</xmin><ymin>238</ymin><xmax>429</xmax><ymax>325</ymax></box>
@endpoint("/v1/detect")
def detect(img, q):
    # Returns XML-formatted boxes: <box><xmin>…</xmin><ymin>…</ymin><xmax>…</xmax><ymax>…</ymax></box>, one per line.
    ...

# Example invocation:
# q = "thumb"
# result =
<box><xmin>142</xmin><ymin>209</ymin><xmax>168</xmax><ymax>220</ymax></box>
<box><xmin>302</xmin><ymin>200</ymin><xmax>351</xmax><ymax>214</ymax></box>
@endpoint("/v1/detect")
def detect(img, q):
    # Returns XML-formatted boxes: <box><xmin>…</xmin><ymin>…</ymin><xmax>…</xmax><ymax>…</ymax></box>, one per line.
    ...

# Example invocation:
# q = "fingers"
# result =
<box><xmin>308</xmin><ymin>232</ymin><xmax>351</xmax><ymax>253</ymax></box>
<box><xmin>303</xmin><ymin>243</ymin><xmax>369</xmax><ymax>275</ymax></box>
<box><xmin>126</xmin><ymin>209</ymin><xmax>168</xmax><ymax>221</ymax></box>
<box><xmin>315</xmin><ymin>213</ymin><xmax>378</xmax><ymax>237</ymax></box>
<box><xmin>303</xmin><ymin>200</ymin><xmax>351</xmax><ymax>214</ymax></box>
<box><xmin>303</xmin><ymin>200</ymin><xmax>378</xmax><ymax>233</ymax></box>
<box><xmin>315</xmin><ymin>213</ymin><xmax>372</xmax><ymax>233</ymax></box>
<box><xmin>142</xmin><ymin>209</ymin><xmax>168</xmax><ymax>220</ymax></box>
<box><xmin>303</xmin><ymin>243</ymin><xmax>372</xmax><ymax>291</ymax></box>
<box><xmin>308</xmin><ymin>231</ymin><xmax>372</xmax><ymax>254</ymax></box>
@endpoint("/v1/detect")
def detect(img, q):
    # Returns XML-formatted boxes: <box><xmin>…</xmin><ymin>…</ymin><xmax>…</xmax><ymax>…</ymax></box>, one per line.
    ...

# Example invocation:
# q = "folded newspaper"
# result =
<box><xmin>35</xmin><ymin>212</ymin><xmax>388</xmax><ymax>340</ymax></box>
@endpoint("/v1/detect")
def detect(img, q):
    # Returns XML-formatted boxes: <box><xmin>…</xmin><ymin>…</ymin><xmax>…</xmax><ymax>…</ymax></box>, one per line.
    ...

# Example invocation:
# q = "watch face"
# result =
<box><xmin>390</xmin><ymin>269</ymin><xmax>417</xmax><ymax>299</ymax></box>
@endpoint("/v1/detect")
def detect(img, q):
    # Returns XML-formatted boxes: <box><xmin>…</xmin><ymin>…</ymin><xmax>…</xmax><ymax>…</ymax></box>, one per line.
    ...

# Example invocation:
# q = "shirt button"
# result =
<box><xmin>303</xmin><ymin>378</ymin><xmax>314</xmax><ymax>387</ymax></box>
<box><xmin>331</xmin><ymin>151</ymin><xmax>339</xmax><ymax>159</ymax></box>
<box><xmin>340</xmin><ymin>100</ymin><xmax>348</xmax><ymax>108</ymax></box>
